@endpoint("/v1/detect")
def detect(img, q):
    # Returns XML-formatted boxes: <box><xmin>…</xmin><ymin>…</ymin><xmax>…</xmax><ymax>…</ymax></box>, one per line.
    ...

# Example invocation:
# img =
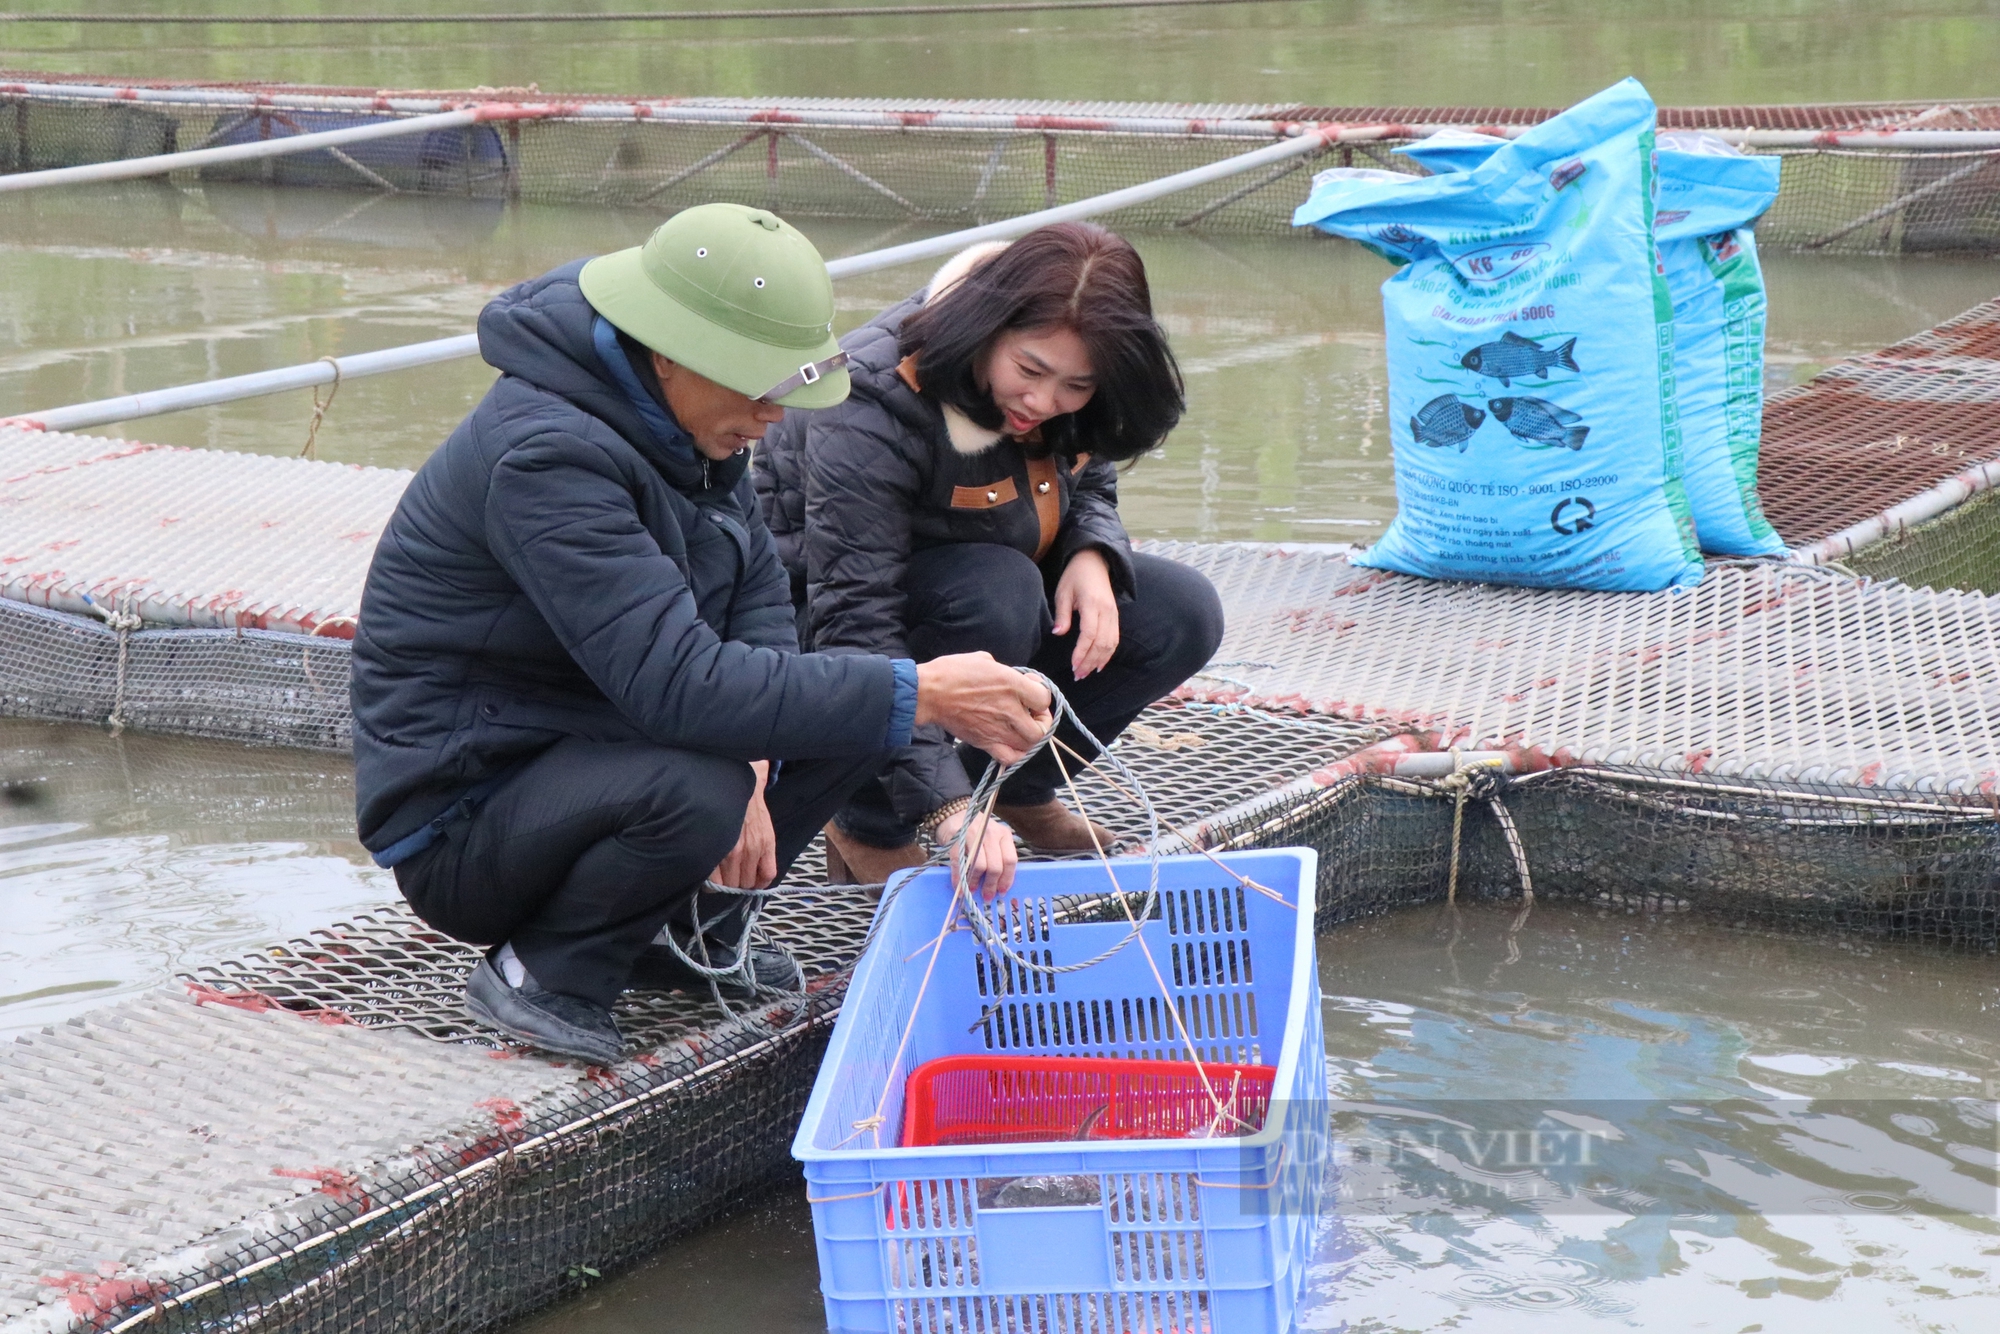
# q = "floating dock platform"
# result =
<box><xmin>4</xmin><ymin>299</ymin><xmax>2000</xmax><ymax>1331</ymax></box>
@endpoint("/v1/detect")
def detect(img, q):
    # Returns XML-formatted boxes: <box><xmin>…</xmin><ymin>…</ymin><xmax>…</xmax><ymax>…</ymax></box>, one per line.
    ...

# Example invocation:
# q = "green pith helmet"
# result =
<box><xmin>580</xmin><ymin>203</ymin><xmax>849</xmax><ymax>410</ymax></box>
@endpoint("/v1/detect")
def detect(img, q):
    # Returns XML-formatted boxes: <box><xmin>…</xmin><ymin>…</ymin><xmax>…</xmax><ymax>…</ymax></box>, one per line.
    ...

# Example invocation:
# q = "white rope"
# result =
<box><xmin>942</xmin><ymin>670</ymin><xmax>1163</xmax><ymax>977</ymax></box>
<box><xmin>1048</xmin><ymin>740</ymin><xmax>1256</xmax><ymax>1135</ymax></box>
<box><xmin>651</xmin><ymin>879</ymin><xmax>808</xmax><ymax>1019</ymax></box>
<box><xmin>846</xmin><ymin>671</ymin><xmax>1284</xmax><ymax>1144</ymax></box>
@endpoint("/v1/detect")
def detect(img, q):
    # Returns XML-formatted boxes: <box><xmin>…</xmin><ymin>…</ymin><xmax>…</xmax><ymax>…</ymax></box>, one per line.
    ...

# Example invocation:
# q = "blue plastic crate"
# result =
<box><xmin>794</xmin><ymin>849</ymin><xmax>1327</xmax><ymax>1334</ymax></box>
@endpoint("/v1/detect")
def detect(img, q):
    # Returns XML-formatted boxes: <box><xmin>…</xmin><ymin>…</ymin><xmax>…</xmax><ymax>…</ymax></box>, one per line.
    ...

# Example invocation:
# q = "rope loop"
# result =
<box><xmin>1439</xmin><ymin>755</ymin><xmax>1531</xmax><ymax>908</ymax></box>
<box><xmin>301</xmin><ymin>357</ymin><xmax>342</xmax><ymax>460</ymax></box>
<box><xmin>652</xmin><ymin>876</ymin><xmax>806</xmax><ymax>1018</ymax></box>
<box><xmin>83</xmin><ymin>591</ymin><xmax>142</xmax><ymax>736</ymax></box>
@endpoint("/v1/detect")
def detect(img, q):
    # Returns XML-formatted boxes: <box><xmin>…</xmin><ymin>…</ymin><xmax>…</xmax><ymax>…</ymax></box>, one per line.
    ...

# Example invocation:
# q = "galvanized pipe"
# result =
<box><xmin>8</xmin><ymin>337</ymin><xmax>480</xmax><ymax>434</ymax></box>
<box><xmin>1789</xmin><ymin>456</ymin><xmax>2000</xmax><ymax>566</ymax></box>
<box><xmin>0</xmin><ymin>106</ymin><xmax>488</xmax><ymax>194</ymax></box>
<box><xmin>8</xmin><ymin>127</ymin><xmax>1345</xmax><ymax>434</ymax></box>
<box><xmin>13</xmin><ymin>80</ymin><xmax>2000</xmax><ymax>147</ymax></box>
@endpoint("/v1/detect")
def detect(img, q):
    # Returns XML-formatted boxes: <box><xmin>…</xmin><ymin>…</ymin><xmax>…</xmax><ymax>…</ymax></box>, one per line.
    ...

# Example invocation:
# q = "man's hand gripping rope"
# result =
<box><xmin>853</xmin><ymin>668</ymin><xmax>1279</xmax><ymax>1147</ymax></box>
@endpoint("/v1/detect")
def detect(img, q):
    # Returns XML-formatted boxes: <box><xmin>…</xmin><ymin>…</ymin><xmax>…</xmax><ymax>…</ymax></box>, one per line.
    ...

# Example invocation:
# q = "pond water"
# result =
<box><xmin>6</xmin><ymin>0</ymin><xmax>1999</xmax><ymax>109</ymax></box>
<box><xmin>3</xmin><ymin>4</ymin><xmax>1999</xmax><ymax>1330</ymax></box>
<box><xmin>510</xmin><ymin>899</ymin><xmax>1998</xmax><ymax>1333</ymax></box>
<box><xmin>2</xmin><ymin>182</ymin><xmax>1995</xmax><ymax>544</ymax></box>
<box><xmin>0</xmin><ymin>717</ymin><xmax>382</xmax><ymax>1039</ymax></box>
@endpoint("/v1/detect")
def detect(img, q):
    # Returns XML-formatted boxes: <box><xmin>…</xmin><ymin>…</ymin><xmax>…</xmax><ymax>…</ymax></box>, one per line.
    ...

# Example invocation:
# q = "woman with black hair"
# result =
<box><xmin>755</xmin><ymin>222</ymin><xmax>1224</xmax><ymax>886</ymax></box>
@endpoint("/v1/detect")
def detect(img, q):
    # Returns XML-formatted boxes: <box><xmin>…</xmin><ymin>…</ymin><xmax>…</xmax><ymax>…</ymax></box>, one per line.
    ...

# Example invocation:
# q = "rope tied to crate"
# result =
<box><xmin>848</xmin><ymin>670</ymin><xmax>1280</xmax><ymax>1147</ymax></box>
<box><xmin>83</xmin><ymin>591</ymin><xmax>142</xmax><ymax>736</ymax></box>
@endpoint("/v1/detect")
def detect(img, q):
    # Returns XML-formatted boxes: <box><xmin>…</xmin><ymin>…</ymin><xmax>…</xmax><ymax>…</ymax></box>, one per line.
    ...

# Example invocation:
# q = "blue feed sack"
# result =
<box><xmin>1401</xmin><ymin>127</ymin><xmax>1785</xmax><ymax>557</ymax></box>
<box><xmin>1654</xmin><ymin>135</ymin><xmax>1785</xmax><ymax>555</ymax></box>
<box><xmin>1294</xmin><ymin>78</ymin><xmax>1701</xmax><ymax>592</ymax></box>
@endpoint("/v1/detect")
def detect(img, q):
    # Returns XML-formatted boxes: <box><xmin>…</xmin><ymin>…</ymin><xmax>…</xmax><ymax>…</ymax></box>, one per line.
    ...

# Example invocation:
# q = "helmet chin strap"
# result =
<box><xmin>757</xmin><ymin>349</ymin><xmax>850</xmax><ymax>403</ymax></box>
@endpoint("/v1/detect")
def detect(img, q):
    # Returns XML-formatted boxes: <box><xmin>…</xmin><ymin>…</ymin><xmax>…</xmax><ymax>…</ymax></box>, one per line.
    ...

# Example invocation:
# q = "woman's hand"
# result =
<box><xmin>935</xmin><ymin>806</ymin><xmax>1017</xmax><ymax>901</ymax></box>
<box><xmin>711</xmin><ymin>761</ymin><xmax>778</xmax><ymax>889</ymax></box>
<box><xmin>1053</xmin><ymin>548</ymin><xmax>1120</xmax><ymax>680</ymax></box>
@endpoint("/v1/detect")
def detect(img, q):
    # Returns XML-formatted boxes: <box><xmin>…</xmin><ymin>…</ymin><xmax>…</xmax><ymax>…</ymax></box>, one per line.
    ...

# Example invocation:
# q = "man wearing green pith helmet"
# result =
<box><xmin>350</xmin><ymin>203</ymin><xmax>1053</xmax><ymax>1065</ymax></box>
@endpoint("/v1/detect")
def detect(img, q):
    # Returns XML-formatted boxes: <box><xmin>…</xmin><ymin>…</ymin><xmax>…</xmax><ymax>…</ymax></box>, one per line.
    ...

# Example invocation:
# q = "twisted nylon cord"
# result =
<box><xmin>941</xmin><ymin>669</ymin><xmax>1166</xmax><ymax>977</ymax></box>
<box><xmin>652</xmin><ymin>881</ymin><xmax>808</xmax><ymax>1018</ymax></box>
<box><xmin>855</xmin><ymin>670</ymin><xmax>1243</xmax><ymax>1145</ymax></box>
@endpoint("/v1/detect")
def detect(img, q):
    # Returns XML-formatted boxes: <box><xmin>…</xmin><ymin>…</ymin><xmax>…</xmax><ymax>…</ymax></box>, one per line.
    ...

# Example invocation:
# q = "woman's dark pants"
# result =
<box><xmin>394</xmin><ymin>747</ymin><xmax>883</xmax><ymax>1006</ymax></box>
<box><xmin>836</xmin><ymin>545</ymin><xmax>1224</xmax><ymax>848</ymax></box>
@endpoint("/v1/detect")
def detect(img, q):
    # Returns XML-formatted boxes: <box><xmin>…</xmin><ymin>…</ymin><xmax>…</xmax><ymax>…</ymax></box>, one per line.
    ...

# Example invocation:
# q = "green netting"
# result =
<box><xmin>1843</xmin><ymin>486</ymin><xmax>2000</xmax><ymax>593</ymax></box>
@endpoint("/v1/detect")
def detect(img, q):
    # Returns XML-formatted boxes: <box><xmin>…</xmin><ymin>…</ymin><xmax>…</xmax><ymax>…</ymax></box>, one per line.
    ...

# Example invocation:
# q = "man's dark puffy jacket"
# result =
<box><xmin>753</xmin><ymin>273</ymin><xmax>1133</xmax><ymax>825</ymax></box>
<box><xmin>352</xmin><ymin>260</ymin><xmax>899</xmax><ymax>854</ymax></box>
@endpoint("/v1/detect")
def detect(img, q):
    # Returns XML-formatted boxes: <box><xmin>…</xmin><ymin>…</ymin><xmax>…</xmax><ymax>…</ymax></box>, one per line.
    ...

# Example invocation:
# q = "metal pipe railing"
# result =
<box><xmin>12</xmin><ymin>79</ymin><xmax>2000</xmax><ymax>148</ymax></box>
<box><xmin>7</xmin><ymin>124</ymin><xmax>1348</xmax><ymax>435</ymax></box>
<box><xmin>1790</xmin><ymin>457</ymin><xmax>2000</xmax><ymax>567</ymax></box>
<box><xmin>0</xmin><ymin>106</ymin><xmax>519</xmax><ymax>194</ymax></box>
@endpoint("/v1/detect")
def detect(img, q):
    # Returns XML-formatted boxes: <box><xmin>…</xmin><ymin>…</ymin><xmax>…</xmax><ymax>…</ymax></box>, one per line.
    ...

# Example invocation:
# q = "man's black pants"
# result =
<box><xmin>395</xmin><ymin>744</ymin><xmax>883</xmax><ymax>1006</ymax></box>
<box><xmin>837</xmin><ymin>545</ymin><xmax>1224</xmax><ymax>847</ymax></box>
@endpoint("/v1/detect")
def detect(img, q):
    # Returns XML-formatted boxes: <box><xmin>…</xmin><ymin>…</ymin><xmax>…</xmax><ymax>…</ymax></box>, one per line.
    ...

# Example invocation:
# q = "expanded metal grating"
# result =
<box><xmin>1760</xmin><ymin>294</ymin><xmax>2000</xmax><ymax>545</ymax></box>
<box><xmin>183</xmin><ymin>701</ymin><xmax>1384</xmax><ymax>1047</ymax></box>
<box><xmin>1160</xmin><ymin>543</ymin><xmax>2000</xmax><ymax>793</ymax></box>
<box><xmin>0</xmin><ymin>425</ymin><xmax>393</xmax><ymax>637</ymax></box>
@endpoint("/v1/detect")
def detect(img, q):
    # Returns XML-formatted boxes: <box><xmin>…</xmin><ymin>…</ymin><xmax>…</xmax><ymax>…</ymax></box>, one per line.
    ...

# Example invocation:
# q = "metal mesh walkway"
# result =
<box><xmin>0</xmin><ymin>425</ymin><xmax>396</xmax><ymax>637</ymax></box>
<box><xmin>1164</xmin><ymin>543</ymin><xmax>2000</xmax><ymax>793</ymax></box>
<box><xmin>0</xmin><ymin>699</ymin><xmax>1378</xmax><ymax>1334</ymax></box>
<box><xmin>1762</xmin><ymin>294</ymin><xmax>2000</xmax><ymax>542</ymax></box>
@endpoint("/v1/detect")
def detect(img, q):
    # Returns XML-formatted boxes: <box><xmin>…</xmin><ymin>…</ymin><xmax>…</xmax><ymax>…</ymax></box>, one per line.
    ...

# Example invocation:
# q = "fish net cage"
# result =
<box><xmin>41</xmin><ymin>712</ymin><xmax>1992</xmax><ymax>1334</ymax></box>
<box><xmin>0</xmin><ymin>596</ymin><xmax>353</xmax><ymax>752</ymax></box>
<box><xmin>4</xmin><ymin>75</ymin><xmax>2000</xmax><ymax>252</ymax></box>
<box><xmin>1212</xmin><ymin>764</ymin><xmax>2000</xmax><ymax>953</ymax></box>
<box><xmin>1845</xmin><ymin>485</ymin><xmax>2000</xmax><ymax>590</ymax></box>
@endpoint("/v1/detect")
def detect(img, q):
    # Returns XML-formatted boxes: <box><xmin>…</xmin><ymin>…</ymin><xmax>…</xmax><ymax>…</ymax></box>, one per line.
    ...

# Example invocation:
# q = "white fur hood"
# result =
<box><xmin>920</xmin><ymin>241</ymin><xmax>1011</xmax><ymax>455</ymax></box>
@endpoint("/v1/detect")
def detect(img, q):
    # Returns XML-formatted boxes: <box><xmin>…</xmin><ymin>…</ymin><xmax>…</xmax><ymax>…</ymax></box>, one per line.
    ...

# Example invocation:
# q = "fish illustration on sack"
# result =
<box><xmin>1410</xmin><ymin>394</ymin><xmax>1486</xmax><ymax>451</ymax></box>
<box><xmin>1490</xmin><ymin>396</ymin><xmax>1589</xmax><ymax>451</ymax></box>
<box><xmin>1459</xmin><ymin>331</ymin><xmax>1581</xmax><ymax>387</ymax></box>
<box><xmin>1293</xmin><ymin>77</ymin><xmax>1705</xmax><ymax>591</ymax></box>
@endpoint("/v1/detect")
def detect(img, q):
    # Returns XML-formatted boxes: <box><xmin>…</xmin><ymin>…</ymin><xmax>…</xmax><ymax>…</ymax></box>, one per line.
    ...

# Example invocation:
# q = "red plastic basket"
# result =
<box><xmin>900</xmin><ymin>1053</ymin><xmax>1278</xmax><ymax>1148</ymax></box>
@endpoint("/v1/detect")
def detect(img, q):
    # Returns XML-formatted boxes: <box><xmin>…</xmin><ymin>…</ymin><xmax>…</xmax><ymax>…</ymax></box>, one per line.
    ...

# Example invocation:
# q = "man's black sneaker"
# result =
<box><xmin>627</xmin><ymin>931</ymin><xmax>804</xmax><ymax>1001</ymax></box>
<box><xmin>465</xmin><ymin>954</ymin><xmax>626</xmax><ymax>1066</ymax></box>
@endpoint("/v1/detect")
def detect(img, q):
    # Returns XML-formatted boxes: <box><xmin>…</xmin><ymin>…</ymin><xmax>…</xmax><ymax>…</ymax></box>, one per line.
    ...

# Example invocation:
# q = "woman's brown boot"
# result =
<box><xmin>821</xmin><ymin>821</ymin><xmax>927</xmax><ymax>886</ymax></box>
<box><xmin>992</xmin><ymin>800</ymin><xmax>1116</xmax><ymax>854</ymax></box>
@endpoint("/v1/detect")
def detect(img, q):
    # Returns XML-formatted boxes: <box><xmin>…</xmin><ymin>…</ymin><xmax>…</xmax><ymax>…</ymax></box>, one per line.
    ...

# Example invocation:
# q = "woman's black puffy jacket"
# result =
<box><xmin>753</xmin><ymin>281</ymin><xmax>1134</xmax><ymax>824</ymax></box>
